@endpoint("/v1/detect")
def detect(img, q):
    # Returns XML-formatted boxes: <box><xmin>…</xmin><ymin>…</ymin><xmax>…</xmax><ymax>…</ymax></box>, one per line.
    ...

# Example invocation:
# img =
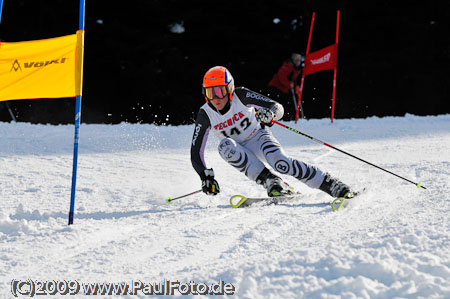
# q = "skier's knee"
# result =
<box><xmin>271</xmin><ymin>159</ymin><xmax>291</xmax><ymax>175</ymax></box>
<box><xmin>218</xmin><ymin>138</ymin><xmax>237</xmax><ymax>160</ymax></box>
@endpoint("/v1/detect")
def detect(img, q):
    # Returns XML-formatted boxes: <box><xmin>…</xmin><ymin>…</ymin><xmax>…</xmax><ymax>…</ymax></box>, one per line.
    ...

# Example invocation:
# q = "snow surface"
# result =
<box><xmin>1</xmin><ymin>114</ymin><xmax>450</xmax><ymax>298</ymax></box>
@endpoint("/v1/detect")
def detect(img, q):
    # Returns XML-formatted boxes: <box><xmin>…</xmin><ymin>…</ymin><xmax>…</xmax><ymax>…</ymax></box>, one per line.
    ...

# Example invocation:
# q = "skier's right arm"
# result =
<box><xmin>191</xmin><ymin>108</ymin><xmax>211</xmax><ymax>179</ymax></box>
<box><xmin>190</xmin><ymin>109</ymin><xmax>220</xmax><ymax>195</ymax></box>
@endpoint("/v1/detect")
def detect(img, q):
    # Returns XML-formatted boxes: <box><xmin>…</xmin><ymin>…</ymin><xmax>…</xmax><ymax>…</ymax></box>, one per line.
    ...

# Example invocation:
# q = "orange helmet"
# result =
<box><xmin>202</xmin><ymin>66</ymin><xmax>235</xmax><ymax>102</ymax></box>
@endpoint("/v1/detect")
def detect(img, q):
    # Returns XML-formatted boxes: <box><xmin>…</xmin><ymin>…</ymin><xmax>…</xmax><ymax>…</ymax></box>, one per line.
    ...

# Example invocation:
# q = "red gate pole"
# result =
<box><xmin>295</xmin><ymin>12</ymin><xmax>315</xmax><ymax>124</ymax></box>
<box><xmin>331</xmin><ymin>10</ymin><xmax>340</xmax><ymax>123</ymax></box>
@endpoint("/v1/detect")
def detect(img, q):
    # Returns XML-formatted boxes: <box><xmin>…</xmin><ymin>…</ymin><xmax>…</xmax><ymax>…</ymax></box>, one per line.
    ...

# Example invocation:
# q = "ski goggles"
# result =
<box><xmin>203</xmin><ymin>85</ymin><xmax>229</xmax><ymax>100</ymax></box>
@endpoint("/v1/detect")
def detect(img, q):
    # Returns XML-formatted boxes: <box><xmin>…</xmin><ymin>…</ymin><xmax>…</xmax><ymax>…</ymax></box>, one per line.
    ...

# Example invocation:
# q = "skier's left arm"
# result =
<box><xmin>235</xmin><ymin>87</ymin><xmax>284</xmax><ymax>125</ymax></box>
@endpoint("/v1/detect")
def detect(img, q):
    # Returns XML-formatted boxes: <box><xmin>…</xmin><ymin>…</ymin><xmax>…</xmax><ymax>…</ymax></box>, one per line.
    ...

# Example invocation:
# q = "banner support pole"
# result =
<box><xmin>68</xmin><ymin>0</ymin><xmax>85</xmax><ymax>225</ymax></box>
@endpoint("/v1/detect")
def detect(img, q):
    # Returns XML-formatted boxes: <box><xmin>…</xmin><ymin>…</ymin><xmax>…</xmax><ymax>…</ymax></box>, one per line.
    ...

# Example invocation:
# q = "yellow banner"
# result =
<box><xmin>0</xmin><ymin>31</ymin><xmax>84</xmax><ymax>101</ymax></box>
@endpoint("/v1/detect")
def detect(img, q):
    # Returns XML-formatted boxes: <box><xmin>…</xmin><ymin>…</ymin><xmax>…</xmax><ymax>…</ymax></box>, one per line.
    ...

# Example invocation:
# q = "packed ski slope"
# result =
<box><xmin>1</xmin><ymin>114</ymin><xmax>449</xmax><ymax>298</ymax></box>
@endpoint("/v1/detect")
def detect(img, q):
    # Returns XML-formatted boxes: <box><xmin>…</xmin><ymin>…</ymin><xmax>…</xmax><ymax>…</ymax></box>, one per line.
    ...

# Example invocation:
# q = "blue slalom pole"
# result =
<box><xmin>68</xmin><ymin>97</ymin><xmax>82</xmax><ymax>225</ymax></box>
<box><xmin>68</xmin><ymin>0</ymin><xmax>85</xmax><ymax>225</ymax></box>
<box><xmin>0</xmin><ymin>0</ymin><xmax>4</xmax><ymax>24</ymax></box>
<box><xmin>78</xmin><ymin>0</ymin><xmax>85</xmax><ymax>30</ymax></box>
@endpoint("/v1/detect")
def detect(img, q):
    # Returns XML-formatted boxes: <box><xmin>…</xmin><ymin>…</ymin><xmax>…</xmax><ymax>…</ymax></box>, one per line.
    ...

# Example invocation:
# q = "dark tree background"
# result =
<box><xmin>0</xmin><ymin>0</ymin><xmax>449</xmax><ymax>125</ymax></box>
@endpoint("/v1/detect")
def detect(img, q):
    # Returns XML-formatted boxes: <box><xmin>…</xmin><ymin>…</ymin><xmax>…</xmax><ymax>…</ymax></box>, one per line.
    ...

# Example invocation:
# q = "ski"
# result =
<box><xmin>230</xmin><ymin>193</ymin><xmax>303</xmax><ymax>208</ymax></box>
<box><xmin>231</xmin><ymin>189</ymin><xmax>365</xmax><ymax>210</ymax></box>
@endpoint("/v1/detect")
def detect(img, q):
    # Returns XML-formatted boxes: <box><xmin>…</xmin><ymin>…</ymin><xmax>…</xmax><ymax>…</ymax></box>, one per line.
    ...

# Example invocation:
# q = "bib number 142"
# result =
<box><xmin>221</xmin><ymin>117</ymin><xmax>251</xmax><ymax>138</ymax></box>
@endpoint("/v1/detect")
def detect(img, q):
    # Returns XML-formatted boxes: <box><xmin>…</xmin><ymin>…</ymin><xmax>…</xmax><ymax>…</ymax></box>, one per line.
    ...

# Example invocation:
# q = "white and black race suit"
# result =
<box><xmin>190</xmin><ymin>87</ymin><xmax>325</xmax><ymax>188</ymax></box>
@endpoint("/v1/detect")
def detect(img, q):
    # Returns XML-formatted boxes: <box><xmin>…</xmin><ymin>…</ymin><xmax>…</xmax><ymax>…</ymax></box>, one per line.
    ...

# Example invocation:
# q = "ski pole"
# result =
<box><xmin>271</xmin><ymin>120</ymin><xmax>426</xmax><ymax>189</ymax></box>
<box><xmin>165</xmin><ymin>189</ymin><xmax>202</xmax><ymax>204</ymax></box>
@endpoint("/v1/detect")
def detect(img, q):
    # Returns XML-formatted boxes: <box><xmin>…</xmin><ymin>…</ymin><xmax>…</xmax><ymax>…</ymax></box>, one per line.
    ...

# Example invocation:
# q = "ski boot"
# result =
<box><xmin>319</xmin><ymin>173</ymin><xmax>353</xmax><ymax>197</ymax></box>
<box><xmin>256</xmin><ymin>168</ymin><xmax>293</xmax><ymax>197</ymax></box>
<box><xmin>319</xmin><ymin>173</ymin><xmax>357</xmax><ymax>210</ymax></box>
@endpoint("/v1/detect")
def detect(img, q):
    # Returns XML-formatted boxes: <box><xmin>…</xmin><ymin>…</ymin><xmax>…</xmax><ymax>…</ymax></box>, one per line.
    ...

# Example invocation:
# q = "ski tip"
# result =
<box><xmin>165</xmin><ymin>197</ymin><xmax>172</xmax><ymax>204</ymax></box>
<box><xmin>331</xmin><ymin>197</ymin><xmax>346</xmax><ymax>211</ymax></box>
<box><xmin>230</xmin><ymin>195</ymin><xmax>247</xmax><ymax>208</ymax></box>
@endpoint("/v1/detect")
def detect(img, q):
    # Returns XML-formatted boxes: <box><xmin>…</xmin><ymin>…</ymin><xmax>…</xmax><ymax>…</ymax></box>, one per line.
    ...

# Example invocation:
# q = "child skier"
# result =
<box><xmin>190</xmin><ymin>66</ymin><xmax>355</xmax><ymax>200</ymax></box>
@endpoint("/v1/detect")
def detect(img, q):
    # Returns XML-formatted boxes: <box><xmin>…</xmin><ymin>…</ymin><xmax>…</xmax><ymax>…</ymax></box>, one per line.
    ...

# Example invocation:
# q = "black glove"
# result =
<box><xmin>256</xmin><ymin>107</ymin><xmax>274</xmax><ymax>127</ymax></box>
<box><xmin>201</xmin><ymin>168</ymin><xmax>220</xmax><ymax>195</ymax></box>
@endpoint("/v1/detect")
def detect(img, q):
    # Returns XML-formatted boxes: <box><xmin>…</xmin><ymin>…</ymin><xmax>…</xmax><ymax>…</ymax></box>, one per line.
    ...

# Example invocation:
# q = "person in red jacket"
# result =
<box><xmin>267</xmin><ymin>53</ymin><xmax>303</xmax><ymax>120</ymax></box>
